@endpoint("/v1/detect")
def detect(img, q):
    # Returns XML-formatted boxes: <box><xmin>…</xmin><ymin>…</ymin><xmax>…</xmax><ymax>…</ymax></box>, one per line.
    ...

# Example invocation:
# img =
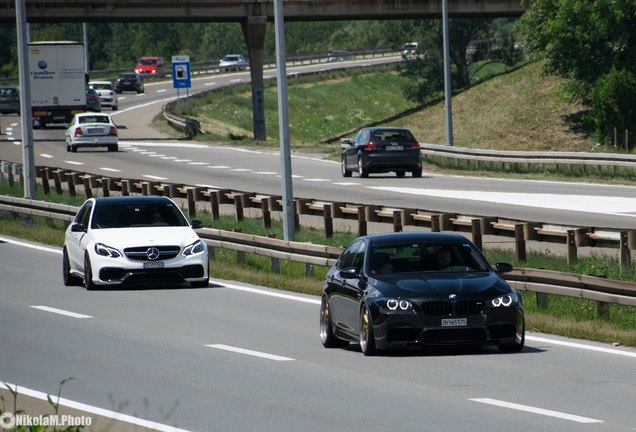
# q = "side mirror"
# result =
<box><xmin>191</xmin><ymin>220</ymin><xmax>204</xmax><ymax>229</ymax></box>
<box><xmin>339</xmin><ymin>267</ymin><xmax>359</xmax><ymax>279</ymax></box>
<box><xmin>494</xmin><ymin>262</ymin><xmax>513</xmax><ymax>273</ymax></box>
<box><xmin>340</xmin><ymin>138</ymin><xmax>353</xmax><ymax>148</ymax></box>
<box><xmin>70</xmin><ymin>222</ymin><xmax>86</xmax><ymax>233</ymax></box>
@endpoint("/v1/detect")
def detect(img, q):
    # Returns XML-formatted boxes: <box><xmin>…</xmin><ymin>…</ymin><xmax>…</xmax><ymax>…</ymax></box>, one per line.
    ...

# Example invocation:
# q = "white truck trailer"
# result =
<box><xmin>28</xmin><ymin>41</ymin><xmax>86</xmax><ymax>129</ymax></box>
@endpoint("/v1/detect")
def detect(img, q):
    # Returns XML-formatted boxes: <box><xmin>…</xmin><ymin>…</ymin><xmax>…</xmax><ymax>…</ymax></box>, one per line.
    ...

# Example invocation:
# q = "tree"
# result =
<box><xmin>591</xmin><ymin>68</ymin><xmax>636</xmax><ymax>146</ymax></box>
<box><xmin>518</xmin><ymin>0</ymin><xmax>636</xmax><ymax>102</ymax></box>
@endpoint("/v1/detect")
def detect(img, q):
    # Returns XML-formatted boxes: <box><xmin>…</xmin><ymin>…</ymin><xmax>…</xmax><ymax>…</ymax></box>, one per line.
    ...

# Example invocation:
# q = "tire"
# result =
<box><xmin>341</xmin><ymin>157</ymin><xmax>352</xmax><ymax>178</ymax></box>
<box><xmin>108</xmin><ymin>144</ymin><xmax>118</xmax><ymax>152</ymax></box>
<box><xmin>359</xmin><ymin>304</ymin><xmax>378</xmax><ymax>356</ymax></box>
<box><xmin>190</xmin><ymin>278</ymin><xmax>209</xmax><ymax>288</ymax></box>
<box><xmin>112</xmin><ymin>104</ymin><xmax>118</xmax><ymax>111</ymax></box>
<box><xmin>396</xmin><ymin>170</ymin><xmax>406</xmax><ymax>178</ymax></box>
<box><xmin>320</xmin><ymin>296</ymin><xmax>349</xmax><ymax>348</ymax></box>
<box><xmin>70</xmin><ymin>145</ymin><xmax>77</xmax><ymax>153</ymax></box>
<box><xmin>83</xmin><ymin>253</ymin><xmax>97</xmax><ymax>291</ymax></box>
<box><xmin>357</xmin><ymin>156</ymin><xmax>369</xmax><ymax>178</ymax></box>
<box><xmin>498</xmin><ymin>321</ymin><xmax>525</xmax><ymax>353</ymax></box>
<box><xmin>412</xmin><ymin>167</ymin><xmax>423</xmax><ymax>178</ymax></box>
<box><xmin>62</xmin><ymin>247</ymin><xmax>81</xmax><ymax>286</ymax></box>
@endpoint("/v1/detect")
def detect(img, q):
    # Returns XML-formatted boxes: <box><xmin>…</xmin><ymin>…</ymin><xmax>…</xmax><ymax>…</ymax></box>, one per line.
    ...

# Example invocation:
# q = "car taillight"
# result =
<box><xmin>109</xmin><ymin>127</ymin><xmax>118</xmax><ymax>136</ymax></box>
<box><xmin>412</xmin><ymin>140</ymin><xmax>421</xmax><ymax>150</ymax></box>
<box><xmin>364</xmin><ymin>142</ymin><xmax>378</xmax><ymax>151</ymax></box>
<box><xmin>73</xmin><ymin>127</ymin><xmax>83</xmax><ymax>137</ymax></box>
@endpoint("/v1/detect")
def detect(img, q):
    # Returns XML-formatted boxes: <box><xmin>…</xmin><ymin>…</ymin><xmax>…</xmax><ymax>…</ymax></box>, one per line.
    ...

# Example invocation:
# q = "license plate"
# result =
<box><xmin>144</xmin><ymin>261</ymin><xmax>164</xmax><ymax>269</ymax></box>
<box><xmin>386</xmin><ymin>145</ymin><xmax>404</xmax><ymax>151</ymax></box>
<box><xmin>87</xmin><ymin>128</ymin><xmax>102</xmax><ymax>135</ymax></box>
<box><xmin>441</xmin><ymin>318</ymin><xmax>467</xmax><ymax>327</ymax></box>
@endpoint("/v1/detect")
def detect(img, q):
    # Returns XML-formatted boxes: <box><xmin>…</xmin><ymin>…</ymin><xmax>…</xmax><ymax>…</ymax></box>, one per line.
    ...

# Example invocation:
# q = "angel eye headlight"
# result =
<box><xmin>182</xmin><ymin>240</ymin><xmax>206</xmax><ymax>256</ymax></box>
<box><xmin>491</xmin><ymin>295</ymin><xmax>514</xmax><ymax>307</ymax></box>
<box><xmin>385</xmin><ymin>298</ymin><xmax>412</xmax><ymax>311</ymax></box>
<box><xmin>95</xmin><ymin>243</ymin><xmax>121</xmax><ymax>258</ymax></box>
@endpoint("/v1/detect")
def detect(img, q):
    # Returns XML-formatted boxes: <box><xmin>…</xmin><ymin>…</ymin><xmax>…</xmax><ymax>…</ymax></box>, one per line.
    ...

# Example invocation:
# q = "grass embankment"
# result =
<box><xmin>1</xmin><ymin>182</ymin><xmax>634</xmax><ymax>348</ymax></box>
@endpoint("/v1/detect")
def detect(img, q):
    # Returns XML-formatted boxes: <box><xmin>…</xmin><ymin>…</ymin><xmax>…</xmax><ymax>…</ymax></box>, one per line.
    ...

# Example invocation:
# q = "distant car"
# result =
<box><xmin>63</xmin><ymin>195</ymin><xmax>209</xmax><ymax>290</ymax></box>
<box><xmin>65</xmin><ymin>112</ymin><xmax>118</xmax><ymax>153</ymax></box>
<box><xmin>341</xmin><ymin>126</ymin><xmax>422</xmax><ymax>178</ymax></box>
<box><xmin>89</xmin><ymin>80</ymin><xmax>118</xmax><ymax>110</ymax></box>
<box><xmin>0</xmin><ymin>86</ymin><xmax>20</xmax><ymax>114</ymax></box>
<box><xmin>85</xmin><ymin>88</ymin><xmax>102</xmax><ymax>112</ymax></box>
<box><xmin>327</xmin><ymin>50</ymin><xmax>353</xmax><ymax>62</ymax></box>
<box><xmin>219</xmin><ymin>54</ymin><xmax>248</xmax><ymax>72</ymax></box>
<box><xmin>115</xmin><ymin>72</ymin><xmax>144</xmax><ymax>94</ymax></box>
<box><xmin>135</xmin><ymin>56</ymin><xmax>167</xmax><ymax>77</ymax></box>
<box><xmin>320</xmin><ymin>232</ymin><xmax>525</xmax><ymax>355</ymax></box>
<box><xmin>401</xmin><ymin>42</ymin><xmax>419</xmax><ymax>59</ymax></box>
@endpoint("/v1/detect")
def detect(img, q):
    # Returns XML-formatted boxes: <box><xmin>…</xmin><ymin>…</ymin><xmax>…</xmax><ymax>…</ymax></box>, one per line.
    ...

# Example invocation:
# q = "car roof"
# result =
<box><xmin>89</xmin><ymin>80</ymin><xmax>112</xmax><ymax>85</ymax></box>
<box><xmin>359</xmin><ymin>232</ymin><xmax>471</xmax><ymax>245</ymax></box>
<box><xmin>93</xmin><ymin>196</ymin><xmax>174</xmax><ymax>206</ymax></box>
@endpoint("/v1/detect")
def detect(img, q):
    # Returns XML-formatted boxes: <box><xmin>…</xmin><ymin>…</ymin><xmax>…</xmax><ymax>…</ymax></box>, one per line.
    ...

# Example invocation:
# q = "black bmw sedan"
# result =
<box><xmin>320</xmin><ymin>232</ymin><xmax>525</xmax><ymax>355</ymax></box>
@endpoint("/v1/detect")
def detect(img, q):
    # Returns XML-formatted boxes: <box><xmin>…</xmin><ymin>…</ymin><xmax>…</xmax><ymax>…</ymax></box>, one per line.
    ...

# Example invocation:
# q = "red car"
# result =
<box><xmin>135</xmin><ymin>56</ymin><xmax>167</xmax><ymax>77</ymax></box>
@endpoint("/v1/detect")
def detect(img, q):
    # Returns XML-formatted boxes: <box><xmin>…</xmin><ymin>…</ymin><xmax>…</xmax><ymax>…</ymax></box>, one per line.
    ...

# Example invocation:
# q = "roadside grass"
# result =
<box><xmin>1</xmin><ymin>183</ymin><xmax>634</xmax><ymax>347</ymax></box>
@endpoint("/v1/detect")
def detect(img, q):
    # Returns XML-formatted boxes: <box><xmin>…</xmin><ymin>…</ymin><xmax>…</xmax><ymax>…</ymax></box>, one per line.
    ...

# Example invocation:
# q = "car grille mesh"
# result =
<box><xmin>420</xmin><ymin>301</ymin><xmax>484</xmax><ymax>316</ymax></box>
<box><xmin>124</xmin><ymin>245</ymin><xmax>180</xmax><ymax>261</ymax></box>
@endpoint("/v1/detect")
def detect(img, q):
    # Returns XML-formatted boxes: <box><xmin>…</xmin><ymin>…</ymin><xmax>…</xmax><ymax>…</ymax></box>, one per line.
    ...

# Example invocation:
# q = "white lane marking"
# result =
<box><xmin>174</xmin><ymin>159</ymin><xmax>191</xmax><ymax>163</ymax></box>
<box><xmin>205</xmin><ymin>344</ymin><xmax>294</xmax><ymax>361</ymax></box>
<box><xmin>0</xmin><ymin>382</ymin><xmax>193</xmax><ymax>432</ymax></box>
<box><xmin>216</xmin><ymin>281</ymin><xmax>321</xmax><ymax>305</ymax></box>
<box><xmin>30</xmin><ymin>305</ymin><xmax>93</xmax><ymax>319</ymax></box>
<box><xmin>255</xmin><ymin>171</ymin><xmax>277</xmax><ymax>175</ymax></box>
<box><xmin>230</xmin><ymin>168</ymin><xmax>252</xmax><ymax>172</ymax></box>
<box><xmin>0</xmin><ymin>236</ymin><xmax>62</xmax><ymax>254</ymax></box>
<box><xmin>157</xmin><ymin>89</ymin><xmax>167</xmax><ymax>93</ymax></box>
<box><xmin>100</xmin><ymin>167</ymin><xmax>121</xmax><ymax>172</ymax></box>
<box><xmin>302</xmin><ymin>178</ymin><xmax>330</xmax><ymax>182</ymax></box>
<box><xmin>204</xmin><ymin>82</ymin><xmax>217</xmax><ymax>86</ymax></box>
<box><xmin>208</xmin><ymin>165</ymin><xmax>230</xmax><ymax>169</ymax></box>
<box><xmin>64</xmin><ymin>161</ymin><xmax>84</xmax><ymax>165</ymax></box>
<box><xmin>142</xmin><ymin>175</ymin><xmax>167</xmax><ymax>180</ymax></box>
<box><xmin>469</xmin><ymin>398</ymin><xmax>603</xmax><ymax>423</ymax></box>
<box><xmin>187</xmin><ymin>162</ymin><xmax>208</xmax><ymax>166</ymax></box>
<box><xmin>369</xmin><ymin>186</ymin><xmax>636</xmax><ymax>217</ymax></box>
<box><xmin>40</xmin><ymin>154</ymin><xmax>53</xmax><ymax>158</ymax></box>
<box><xmin>333</xmin><ymin>182</ymin><xmax>361</xmax><ymax>186</ymax></box>
<box><xmin>526</xmin><ymin>335</ymin><xmax>636</xmax><ymax>358</ymax></box>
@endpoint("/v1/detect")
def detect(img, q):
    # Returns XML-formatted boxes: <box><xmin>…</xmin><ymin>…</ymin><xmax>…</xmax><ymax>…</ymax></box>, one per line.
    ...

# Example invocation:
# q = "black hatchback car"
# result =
<box><xmin>320</xmin><ymin>232</ymin><xmax>525</xmax><ymax>356</ymax></box>
<box><xmin>341</xmin><ymin>127</ymin><xmax>422</xmax><ymax>178</ymax></box>
<box><xmin>114</xmin><ymin>72</ymin><xmax>144</xmax><ymax>94</ymax></box>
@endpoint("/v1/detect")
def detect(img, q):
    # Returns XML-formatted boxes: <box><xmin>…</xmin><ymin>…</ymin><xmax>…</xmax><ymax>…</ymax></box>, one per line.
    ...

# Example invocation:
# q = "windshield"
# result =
<box><xmin>368</xmin><ymin>241</ymin><xmax>492</xmax><ymax>275</ymax></box>
<box><xmin>91</xmin><ymin>202</ymin><xmax>189</xmax><ymax>229</ymax></box>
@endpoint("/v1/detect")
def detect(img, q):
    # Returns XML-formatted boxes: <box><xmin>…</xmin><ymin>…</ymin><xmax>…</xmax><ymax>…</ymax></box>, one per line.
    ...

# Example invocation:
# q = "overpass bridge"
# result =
<box><xmin>1</xmin><ymin>0</ymin><xmax>524</xmax><ymax>140</ymax></box>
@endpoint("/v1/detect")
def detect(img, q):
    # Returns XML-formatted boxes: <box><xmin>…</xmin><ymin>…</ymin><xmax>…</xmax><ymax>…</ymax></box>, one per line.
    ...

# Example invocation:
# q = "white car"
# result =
<box><xmin>63</xmin><ymin>196</ymin><xmax>209</xmax><ymax>290</ymax></box>
<box><xmin>88</xmin><ymin>80</ymin><xmax>118</xmax><ymax>110</ymax></box>
<box><xmin>219</xmin><ymin>54</ymin><xmax>248</xmax><ymax>72</ymax></box>
<box><xmin>65</xmin><ymin>112</ymin><xmax>118</xmax><ymax>153</ymax></box>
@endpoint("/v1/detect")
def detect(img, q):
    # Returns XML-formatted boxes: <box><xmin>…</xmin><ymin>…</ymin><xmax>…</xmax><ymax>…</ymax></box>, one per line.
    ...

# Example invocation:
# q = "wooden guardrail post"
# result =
<box><xmin>261</xmin><ymin>199</ymin><xmax>271</xmax><ymax>229</ymax></box>
<box><xmin>186</xmin><ymin>188</ymin><xmax>197</xmax><ymax>219</ymax></box>
<box><xmin>620</xmin><ymin>231</ymin><xmax>631</xmax><ymax>274</ymax></box>
<box><xmin>82</xmin><ymin>175</ymin><xmax>93</xmax><ymax>198</ymax></box>
<box><xmin>323</xmin><ymin>204</ymin><xmax>333</xmax><ymax>238</ymax></box>
<box><xmin>472</xmin><ymin>218</ymin><xmax>482</xmax><ymax>250</ymax></box>
<box><xmin>392</xmin><ymin>211</ymin><xmax>402</xmax><ymax>232</ymax></box>
<box><xmin>566</xmin><ymin>230</ymin><xmax>577</xmax><ymax>264</ymax></box>
<box><xmin>234</xmin><ymin>194</ymin><xmax>244</xmax><ymax>222</ymax></box>
<box><xmin>38</xmin><ymin>167</ymin><xmax>50</xmax><ymax>195</ymax></box>
<box><xmin>357</xmin><ymin>206</ymin><xmax>367</xmax><ymax>237</ymax></box>
<box><xmin>514</xmin><ymin>223</ymin><xmax>526</xmax><ymax>262</ymax></box>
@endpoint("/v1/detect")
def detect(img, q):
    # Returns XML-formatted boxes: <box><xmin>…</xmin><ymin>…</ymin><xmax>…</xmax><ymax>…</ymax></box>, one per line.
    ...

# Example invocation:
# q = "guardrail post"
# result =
<box><xmin>120</xmin><ymin>179</ymin><xmax>130</xmax><ymax>196</ymax></box>
<box><xmin>0</xmin><ymin>161</ymin><xmax>7</xmax><ymax>185</ymax></box>
<box><xmin>261</xmin><ymin>199</ymin><xmax>271</xmax><ymax>229</ymax></box>
<box><xmin>52</xmin><ymin>170</ymin><xmax>63</xmax><ymax>195</ymax></box>
<box><xmin>82</xmin><ymin>175</ymin><xmax>93</xmax><ymax>198</ymax></box>
<box><xmin>15</xmin><ymin>164</ymin><xmax>23</xmax><ymax>190</ymax></box>
<box><xmin>268</xmin><ymin>234</ymin><xmax>280</xmax><ymax>273</ymax></box>
<box><xmin>392</xmin><ymin>211</ymin><xmax>402</xmax><ymax>232</ymax></box>
<box><xmin>620</xmin><ymin>231</ymin><xmax>631</xmax><ymax>273</ymax></box>
<box><xmin>234</xmin><ymin>194</ymin><xmax>244</xmax><ymax>222</ymax></box>
<box><xmin>38</xmin><ymin>167</ymin><xmax>50</xmax><ymax>195</ymax></box>
<box><xmin>472</xmin><ymin>218</ymin><xmax>482</xmax><ymax>250</ymax></box>
<box><xmin>305</xmin><ymin>264</ymin><xmax>315</xmax><ymax>277</ymax></box>
<box><xmin>431</xmin><ymin>215</ymin><xmax>441</xmax><ymax>232</ymax></box>
<box><xmin>6</xmin><ymin>162</ymin><xmax>14</xmax><ymax>187</ymax></box>
<box><xmin>187</xmin><ymin>188</ymin><xmax>197</xmax><ymax>219</ymax></box>
<box><xmin>515</xmin><ymin>224</ymin><xmax>526</xmax><ymax>262</ymax></box>
<box><xmin>536</xmin><ymin>292</ymin><xmax>549</xmax><ymax>309</ymax></box>
<box><xmin>357</xmin><ymin>206</ymin><xmax>367</xmax><ymax>236</ymax></box>
<box><xmin>234</xmin><ymin>229</ymin><xmax>245</xmax><ymax>263</ymax></box>
<box><xmin>209</xmin><ymin>191</ymin><xmax>220</xmax><ymax>220</ymax></box>
<box><xmin>597</xmin><ymin>301</ymin><xmax>609</xmax><ymax>316</ymax></box>
<box><xmin>323</xmin><ymin>204</ymin><xmax>333</xmax><ymax>238</ymax></box>
<box><xmin>68</xmin><ymin>172</ymin><xmax>80</xmax><ymax>197</ymax></box>
<box><xmin>566</xmin><ymin>230</ymin><xmax>577</xmax><ymax>264</ymax></box>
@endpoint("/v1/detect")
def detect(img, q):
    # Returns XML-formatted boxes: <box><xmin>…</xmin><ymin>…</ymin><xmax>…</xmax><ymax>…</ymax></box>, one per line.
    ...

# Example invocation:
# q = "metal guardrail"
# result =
<box><xmin>1</xmin><ymin>170</ymin><xmax>635</xmax><ymax>313</ymax></box>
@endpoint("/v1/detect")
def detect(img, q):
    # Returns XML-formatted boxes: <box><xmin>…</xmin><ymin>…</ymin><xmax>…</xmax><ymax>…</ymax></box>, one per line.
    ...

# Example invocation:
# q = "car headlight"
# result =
<box><xmin>182</xmin><ymin>240</ymin><xmax>206</xmax><ymax>256</ymax></box>
<box><xmin>490</xmin><ymin>294</ymin><xmax>517</xmax><ymax>308</ymax></box>
<box><xmin>95</xmin><ymin>243</ymin><xmax>121</xmax><ymax>258</ymax></box>
<box><xmin>384</xmin><ymin>298</ymin><xmax>413</xmax><ymax>311</ymax></box>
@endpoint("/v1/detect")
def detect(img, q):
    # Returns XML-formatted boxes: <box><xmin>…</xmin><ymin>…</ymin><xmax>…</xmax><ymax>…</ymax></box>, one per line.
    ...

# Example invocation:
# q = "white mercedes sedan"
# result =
<box><xmin>63</xmin><ymin>196</ymin><xmax>209</xmax><ymax>290</ymax></box>
<box><xmin>65</xmin><ymin>112</ymin><xmax>118</xmax><ymax>153</ymax></box>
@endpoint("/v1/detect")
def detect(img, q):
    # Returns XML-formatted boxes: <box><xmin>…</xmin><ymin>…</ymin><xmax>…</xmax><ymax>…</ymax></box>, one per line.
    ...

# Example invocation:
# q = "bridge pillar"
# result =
<box><xmin>242</xmin><ymin>16</ymin><xmax>267</xmax><ymax>141</ymax></box>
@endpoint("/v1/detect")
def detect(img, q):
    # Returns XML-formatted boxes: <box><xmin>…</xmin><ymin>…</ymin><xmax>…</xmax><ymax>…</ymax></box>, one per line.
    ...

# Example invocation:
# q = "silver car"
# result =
<box><xmin>65</xmin><ymin>112</ymin><xmax>118</xmax><ymax>152</ymax></box>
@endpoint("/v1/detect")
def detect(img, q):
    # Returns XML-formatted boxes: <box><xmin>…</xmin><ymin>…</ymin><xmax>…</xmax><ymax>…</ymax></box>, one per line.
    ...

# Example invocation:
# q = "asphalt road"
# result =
<box><xmin>1</xmin><ymin>236</ymin><xmax>635</xmax><ymax>432</ymax></box>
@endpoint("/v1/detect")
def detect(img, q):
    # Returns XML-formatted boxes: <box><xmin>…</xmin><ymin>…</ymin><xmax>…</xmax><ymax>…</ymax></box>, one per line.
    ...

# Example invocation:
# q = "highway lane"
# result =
<box><xmin>1</xmin><ymin>236</ymin><xmax>635</xmax><ymax>432</ymax></box>
<box><xmin>2</xmin><ymin>136</ymin><xmax>635</xmax><ymax>230</ymax></box>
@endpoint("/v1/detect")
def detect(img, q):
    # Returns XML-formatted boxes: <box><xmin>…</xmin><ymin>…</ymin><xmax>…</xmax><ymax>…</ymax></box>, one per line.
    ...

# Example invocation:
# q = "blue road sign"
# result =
<box><xmin>172</xmin><ymin>55</ymin><xmax>191</xmax><ymax>89</ymax></box>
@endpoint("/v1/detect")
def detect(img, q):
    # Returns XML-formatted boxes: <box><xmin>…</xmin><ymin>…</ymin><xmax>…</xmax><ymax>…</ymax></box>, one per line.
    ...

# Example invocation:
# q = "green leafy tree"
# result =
<box><xmin>591</xmin><ymin>67</ymin><xmax>636</xmax><ymax>145</ymax></box>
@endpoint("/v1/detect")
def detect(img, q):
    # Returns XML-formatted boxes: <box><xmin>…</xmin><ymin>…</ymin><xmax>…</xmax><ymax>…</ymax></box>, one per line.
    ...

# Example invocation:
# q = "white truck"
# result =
<box><xmin>28</xmin><ymin>41</ymin><xmax>86</xmax><ymax>129</ymax></box>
